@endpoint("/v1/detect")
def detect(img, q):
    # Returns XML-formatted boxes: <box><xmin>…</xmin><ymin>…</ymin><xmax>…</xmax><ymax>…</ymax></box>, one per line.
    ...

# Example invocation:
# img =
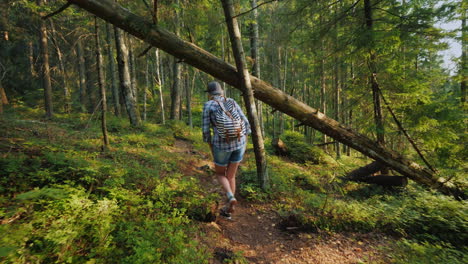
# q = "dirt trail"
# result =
<box><xmin>172</xmin><ymin>139</ymin><xmax>390</xmax><ymax>264</ymax></box>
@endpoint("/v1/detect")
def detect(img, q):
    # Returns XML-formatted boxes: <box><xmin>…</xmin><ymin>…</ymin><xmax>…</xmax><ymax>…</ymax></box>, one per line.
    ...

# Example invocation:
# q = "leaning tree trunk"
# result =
<box><xmin>221</xmin><ymin>0</ymin><xmax>269</xmax><ymax>190</ymax></box>
<box><xmin>114</xmin><ymin>26</ymin><xmax>140</xmax><ymax>126</ymax></box>
<box><xmin>67</xmin><ymin>0</ymin><xmax>464</xmax><ymax>199</ymax></box>
<box><xmin>37</xmin><ymin>0</ymin><xmax>53</xmax><ymax>119</ymax></box>
<box><xmin>95</xmin><ymin>17</ymin><xmax>109</xmax><ymax>149</ymax></box>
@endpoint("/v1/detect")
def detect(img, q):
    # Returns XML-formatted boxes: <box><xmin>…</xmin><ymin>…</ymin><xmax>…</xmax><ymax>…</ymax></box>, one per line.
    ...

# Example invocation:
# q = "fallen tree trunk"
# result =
<box><xmin>346</xmin><ymin>161</ymin><xmax>385</xmax><ymax>180</ymax></box>
<box><xmin>359</xmin><ymin>175</ymin><xmax>408</xmax><ymax>187</ymax></box>
<box><xmin>66</xmin><ymin>0</ymin><xmax>464</xmax><ymax>199</ymax></box>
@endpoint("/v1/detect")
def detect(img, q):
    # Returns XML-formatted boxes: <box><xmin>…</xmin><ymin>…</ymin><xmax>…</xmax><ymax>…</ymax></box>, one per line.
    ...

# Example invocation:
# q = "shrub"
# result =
<box><xmin>280</xmin><ymin>130</ymin><xmax>326</xmax><ymax>164</ymax></box>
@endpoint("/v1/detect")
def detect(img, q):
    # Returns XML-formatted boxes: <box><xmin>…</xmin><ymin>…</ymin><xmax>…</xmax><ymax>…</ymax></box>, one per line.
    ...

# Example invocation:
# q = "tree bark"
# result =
<box><xmin>76</xmin><ymin>38</ymin><xmax>87</xmax><ymax>113</ymax></box>
<box><xmin>49</xmin><ymin>20</ymin><xmax>71</xmax><ymax>113</ymax></box>
<box><xmin>364</xmin><ymin>0</ymin><xmax>386</xmax><ymax>150</ymax></box>
<box><xmin>144</xmin><ymin>55</ymin><xmax>149</xmax><ymax>121</ymax></box>
<box><xmin>105</xmin><ymin>22</ymin><xmax>121</xmax><ymax>117</ymax></box>
<box><xmin>185</xmin><ymin>68</ymin><xmax>193</xmax><ymax>128</ymax></box>
<box><xmin>170</xmin><ymin>0</ymin><xmax>181</xmax><ymax>120</ymax></box>
<box><xmin>37</xmin><ymin>0</ymin><xmax>53</xmax><ymax>119</ymax></box>
<box><xmin>461</xmin><ymin>12</ymin><xmax>466</xmax><ymax>104</ymax></box>
<box><xmin>250</xmin><ymin>0</ymin><xmax>264</xmax><ymax>136</ymax></box>
<box><xmin>154</xmin><ymin>48</ymin><xmax>165</xmax><ymax>124</ymax></box>
<box><xmin>95</xmin><ymin>17</ymin><xmax>109</xmax><ymax>149</ymax></box>
<box><xmin>170</xmin><ymin>57</ymin><xmax>181</xmax><ymax>120</ymax></box>
<box><xmin>320</xmin><ymin>40</ymin><xmax>327</xmax><ymax>147</ymax></box>
<box><xmin>85</xmin><ymin>45</ymin><xmax>96</xmax><ymax>113</ymax></box>
<box><xmin>28</xmin><ymin>41</ymin><xmax>36</xmax><ymax>78</ymax></box>
<box><xmin>128</xmin><ymin>38</ymin><xmax>138</xmax><ymax>104</ymax></box>
<box><xmin>222</xmin><ymin>0</ymin><xmax>269</xmax><ymax>189</ymax></box>
<box><xmin>114</xmin><ymin>26</ymin><xmax>140</xmax><ymax>126</ymax></box>
<box><xmin>67</xmin><ymin>0</ymin><xmax>464</xmax><ymax>199</ymax></box>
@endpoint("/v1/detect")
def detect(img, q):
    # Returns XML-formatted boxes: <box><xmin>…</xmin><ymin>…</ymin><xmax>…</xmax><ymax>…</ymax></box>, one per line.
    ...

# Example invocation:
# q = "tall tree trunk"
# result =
<box><xmin>49</xmin><ymin>21</ymin><xmax>71</xmax><ymax>113</ymax></box>
<box><xmin>28</xmin><ymin>41</ymin><xmax>36</xmax><ymax>78</ymax></box>
<box><xmin>334</xmin><ymin>65</ymin><xmax>341</xmax><ymax>158</ymax></box>
<box><xmin>85</xmin><ymin>45</ymin><xmax>96</xmax><ymax>113</ymax></box>
<box><xmin>170</xmin><ymin>57</ymin><xmax>181</xmax><ymax>120</ymax></box>
<box><xmin>250</xmin><ymin>0</ymin><xmax>264</xmax><ymax>136</ymax></box>
<box><xmin>461</xmin><ymin>12</ymin><xmax>466</xmax><ymax>104</ymax></box>
<box><xmin>185</xmin><ymin>68</ymin><xmax>193</xmax><ymax>128</ymax></box>
<box><xmin>170</xmin><ymin>0</ymin><xmax>181</xmax><ymax>120</ymax></box>
<box><xmin>37</xmin><ymin>0</ymin><xmax>53</xmax><ymax>119</ymax></box>
<box><xmin>222</xmin><ymin>0</ymin><xmax>269</xmax><ymax>190</ymax></box>
<box><xmin>105</xmin><ymin>22</ymin><xmax>120</xmax><ymax>117</ymax></box>
<box><xmin>95</xmin><ymin>17</ymin><xmax>109</xmax><ymax>149</ymax></box>
<box><xmin>365</xmin><ymin>0</ymin><xmax>387</xmax><ymax>173</ymax></box>
<box><xmin>76</xmin><ymin>38</ymin><xmax>87</xmax><ymax>113</ymax></box>
<box><xmin>154</xmin><ymin>49</ymin><xmax>165</xmax><ymax>124</ymax></box>
<box><xmin>144</xmin><ymin>55</ymin><xmax>149</xmax><ymax>121</ymax></box>
<box><xmin>68</xmin><ymin>0</ymin><xmax>464</xmax><ymax>199</ymax></box>
<box><xmin>128</xmin><ymin>38</ymin><xmax>138</xmax><ymax>105</ymax></box>
<box><xmin>179</xmin><ymin>65</ymin><xmax>184</xmax><ymax>121</ymax></box>
<box><xmin>114</xmin><ymin>26</ymin><xmax>141</xmax><ymax>126</ymax></box>
<box><xmin>320</xmin><ymin>42</ymin><xmax>327</xmax><ymax>147</ymax></box>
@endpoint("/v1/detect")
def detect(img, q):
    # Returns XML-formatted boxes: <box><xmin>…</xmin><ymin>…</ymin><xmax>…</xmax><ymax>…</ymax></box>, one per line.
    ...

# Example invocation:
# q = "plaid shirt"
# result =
<box><xmin>202</xmin><ymin>96</ymin><xmax>251</xmax><ymax>152</ymax></box>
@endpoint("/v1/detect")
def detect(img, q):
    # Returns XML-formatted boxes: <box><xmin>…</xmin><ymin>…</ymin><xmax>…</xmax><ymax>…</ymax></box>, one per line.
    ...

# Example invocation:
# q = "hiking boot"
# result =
<box><xmin>219</xmin><ymin>207</ymin><xmax>232</xmax><ymax>220</ymax></box>
<box><xmin>228</xmin><ymin>197</ymin><xmax>237</xmax><ymax>213</ymax></box>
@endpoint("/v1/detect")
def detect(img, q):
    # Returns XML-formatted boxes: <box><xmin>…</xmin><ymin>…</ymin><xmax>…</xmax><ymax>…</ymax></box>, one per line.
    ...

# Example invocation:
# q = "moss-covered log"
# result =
<box><xmin>66</xmin><ymin>0</ymin><xmax>464</xmax><ymax>199</ymax></box>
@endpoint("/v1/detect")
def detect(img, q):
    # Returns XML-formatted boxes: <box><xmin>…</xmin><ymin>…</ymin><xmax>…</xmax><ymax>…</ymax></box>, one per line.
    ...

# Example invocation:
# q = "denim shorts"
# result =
<box><xmin>213</xmin><ymin>146</ymin><xmax>246</xmax><ymax>167</ymax></box>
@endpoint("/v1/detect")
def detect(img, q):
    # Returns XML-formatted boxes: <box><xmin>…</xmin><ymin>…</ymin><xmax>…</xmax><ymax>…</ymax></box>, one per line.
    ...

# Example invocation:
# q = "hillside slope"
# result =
<box><xmin>0</xmin><ymin>110</ymin><xmax>466</xmax><ymax>263</ymax></box>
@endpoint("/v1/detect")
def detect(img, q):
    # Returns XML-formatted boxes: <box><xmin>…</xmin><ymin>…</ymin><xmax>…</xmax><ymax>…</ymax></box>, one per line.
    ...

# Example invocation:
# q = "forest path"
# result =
<box><xmin>171</xmin><ymin>139</ymin><xmax>390</xmax><ymax>264</ymax></box>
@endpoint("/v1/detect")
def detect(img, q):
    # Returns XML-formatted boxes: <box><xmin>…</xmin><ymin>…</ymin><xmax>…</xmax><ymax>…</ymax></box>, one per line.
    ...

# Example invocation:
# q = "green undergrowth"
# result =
<box><xmin>239</xmin><ymin>140</ymin><xmax>467</xmax><ymax>263</ymax></box>
<box><xmin>1</xmin><ymin>108</ymin><xmax>466</xmax><ymax>263</ymax></box>
<box><xmin>0</xmin><ymin>110</ymin><xmax>213</xmax><ymax>263</ymax></box>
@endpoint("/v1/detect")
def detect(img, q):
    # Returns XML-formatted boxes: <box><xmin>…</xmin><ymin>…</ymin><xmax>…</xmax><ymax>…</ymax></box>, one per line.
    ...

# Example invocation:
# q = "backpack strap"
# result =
<box><xmin>213</xmin><ymin>98</ymin><xmax>235</xmax><ymax>121</ymax></box>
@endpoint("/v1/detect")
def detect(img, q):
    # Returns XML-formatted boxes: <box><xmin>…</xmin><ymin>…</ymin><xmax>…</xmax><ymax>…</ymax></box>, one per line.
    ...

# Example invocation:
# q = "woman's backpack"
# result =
<box><xmin>213</xmin><ymin>98</ymin><xmax>245</xmax><ymax>142</ymax></box>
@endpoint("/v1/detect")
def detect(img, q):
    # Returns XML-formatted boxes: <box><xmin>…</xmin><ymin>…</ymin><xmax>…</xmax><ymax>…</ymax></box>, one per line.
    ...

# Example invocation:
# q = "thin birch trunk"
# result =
<box><xmin>154</xmin><ymin>49</ymin><xmax>165</xmax><ymax>124</ymax></box>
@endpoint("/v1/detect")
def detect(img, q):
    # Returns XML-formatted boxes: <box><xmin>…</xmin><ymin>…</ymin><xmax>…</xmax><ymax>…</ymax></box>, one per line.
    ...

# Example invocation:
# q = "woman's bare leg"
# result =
<box><xmin>226</xmin><ymin>162</ymin><xmax>240</xmax><ymax>195</ymax></box>
<box><xmin>215</xmin><ymin>164</ymin><xmax>232</xmax><ymax>194</ymax></box>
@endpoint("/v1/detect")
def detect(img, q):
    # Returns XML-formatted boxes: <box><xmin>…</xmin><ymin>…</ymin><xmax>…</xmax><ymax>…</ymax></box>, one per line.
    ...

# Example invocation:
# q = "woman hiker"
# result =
<box><xmin>202</xmin><ymin>81</ymin><xmax>251</xmax><ymax>219</ymax></box>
